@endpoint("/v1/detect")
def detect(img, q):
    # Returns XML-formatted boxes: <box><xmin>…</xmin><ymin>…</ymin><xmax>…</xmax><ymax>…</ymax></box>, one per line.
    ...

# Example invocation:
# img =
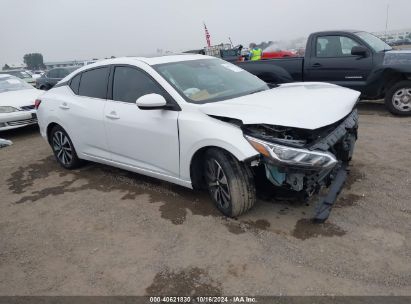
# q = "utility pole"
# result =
<box><xmin>385</xmin><ymin>4</ymin><xmax>390</xmax><ymax>39</ymax></box>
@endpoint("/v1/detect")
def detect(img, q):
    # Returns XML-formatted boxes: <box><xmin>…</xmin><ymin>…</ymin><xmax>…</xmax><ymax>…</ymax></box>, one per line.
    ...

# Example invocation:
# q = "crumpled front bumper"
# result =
<box><xmin>313</xmin><ymin>163</ymin><xmax>348</xmax><ymax>222</ymax></box>
<box><xmin>262</xmin><ymin>110</ymin><xmax>359</xmax><ymax>222</ymax></box>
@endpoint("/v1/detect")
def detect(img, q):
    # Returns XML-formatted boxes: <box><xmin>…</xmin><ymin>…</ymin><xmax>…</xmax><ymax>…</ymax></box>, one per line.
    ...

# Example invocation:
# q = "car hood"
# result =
<box><xmin>200</xmin><ymin>82</ymin><xmax>360</xmax><ymax>130</ymax></box>
<box><xmin>0</xmin><ymin>88</ymin><xmax>42</xmax><ymax>108</ymax></box>
<box><xmin>383</xmin><ymin>50</ymin><xmax>411</xmax><ymax>65</ymax></box>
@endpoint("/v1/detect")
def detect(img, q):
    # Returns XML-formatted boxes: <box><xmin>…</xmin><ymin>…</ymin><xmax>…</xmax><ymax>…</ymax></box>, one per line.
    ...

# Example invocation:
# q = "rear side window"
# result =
<box><xmin>48</xmin><ymin>69</ymin><xmax>59</xmax><ymax>78</ymax></box>
<box><xmin>69</xmin><ymin>73</ymin><xmax>81</xmax><ymax>94</ymax></box>
<box><xmin>59</xmin><ymin>69</ymin><xmax>70</xmax><ymax>78</ymax></box>
<box><xmin>112</xmin><ymin>66</ymin><xmax>164</xmax><ymax>103</ymax></box>
<box><xmin>78</xmin><ymin>67</ymin><xmax>109</xmax><ymax>99</ymax></box>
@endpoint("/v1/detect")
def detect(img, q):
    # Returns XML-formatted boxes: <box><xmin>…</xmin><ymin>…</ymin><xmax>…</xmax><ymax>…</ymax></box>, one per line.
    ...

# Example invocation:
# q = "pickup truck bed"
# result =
<box><xmin>236</xmin><ymin>57</ymin><xmax>304</xmax><ymax>82</ymax></box>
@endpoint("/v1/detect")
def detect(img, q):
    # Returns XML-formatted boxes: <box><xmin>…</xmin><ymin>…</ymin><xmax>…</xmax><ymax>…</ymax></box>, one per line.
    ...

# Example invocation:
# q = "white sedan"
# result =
<box><xmin>0</xmin><ymin>74</ymin><xmax>42</xmax><ymax>131</ymax></box>
<box><xmin>36</xmin><ymin>55</ymin><xmax>360</xmax><ymax>220</ymax></box>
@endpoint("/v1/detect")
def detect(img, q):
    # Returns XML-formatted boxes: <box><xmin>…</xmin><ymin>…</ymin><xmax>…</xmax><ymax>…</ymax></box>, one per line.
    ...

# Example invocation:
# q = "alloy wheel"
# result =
<box><xmin>392</xmin><ymin>88</ymin><xmax>411</xmax><ymax>112</ymax></box>
<box><xmin>206</xmin><ymin>159</ymin><xmax>231</xmax><ymax>209</ymax></box>
<box><xmin>52</xmin><ymin>131</ymin><xmax>73</xmax><ymax>165</ymax></box>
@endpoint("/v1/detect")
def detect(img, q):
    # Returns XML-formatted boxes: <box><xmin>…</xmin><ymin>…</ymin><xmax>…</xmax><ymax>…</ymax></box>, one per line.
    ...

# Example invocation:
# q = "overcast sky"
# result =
<box><xmin>1</xmin><ymin>0</ymin><xmax>410</xmax><ymax>67</ymax></box>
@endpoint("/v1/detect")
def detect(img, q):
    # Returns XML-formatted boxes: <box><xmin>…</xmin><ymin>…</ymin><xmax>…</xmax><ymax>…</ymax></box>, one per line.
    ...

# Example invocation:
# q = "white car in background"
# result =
<box><xmin>0</xmin><ymin>70</ymin><xmax>36</xmax><ymax>86</ymax></box>
<box><xmin>0</xmin><ymin>74</ymin><xmax>42</xmax><ymax>131</ymax></box>
<box><xmin>36</xmin><ymin>55</ymin><xmax>360</xmax><ymax>221</ymax></box>
<box><xmin>25</xmin><ymin>70</ymin><xmax>41</xmax><ymax>79</ymax></box>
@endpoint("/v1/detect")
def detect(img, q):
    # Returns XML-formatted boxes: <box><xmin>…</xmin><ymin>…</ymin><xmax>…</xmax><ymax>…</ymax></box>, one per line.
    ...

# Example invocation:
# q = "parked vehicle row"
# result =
<box><xmin>0</xmin><ymin>69</ymin><xmax>36</xmax><ymax>86</ymax></box>
<box><xmin>35</xmin><ymin>66</ymin><xmax>80</xmax><ymax>90</ymax></box>
<box><xmin>0</xmin><ymin>67</ymin><xmax>83</xmax><ymax>91</ymax></box>
<box><xmin>232</xmin><ymin>30</ymin><xmax>411</xmax><ymax>115</ymax></box>
<box><xmin>36</xmin><ymin>55</ymin><xmax>360</xmax><ymax>220</ymax></box>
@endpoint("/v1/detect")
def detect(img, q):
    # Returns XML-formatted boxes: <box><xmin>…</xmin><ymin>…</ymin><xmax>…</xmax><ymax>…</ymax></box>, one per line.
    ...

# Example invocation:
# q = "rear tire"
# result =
<box><xmin>50</xmin><ymin>125</ymin><xmax>83</xmax><ymax>169</ymax></box>
<box><xmin>204</xmin><ymin>148</ymin><xmax>256</xmax><ymax>217</ymax></box>
<box><xmin>385</xmin><ymin>80</ymin><xmax>411</xmax><ymax>116</ymax></box>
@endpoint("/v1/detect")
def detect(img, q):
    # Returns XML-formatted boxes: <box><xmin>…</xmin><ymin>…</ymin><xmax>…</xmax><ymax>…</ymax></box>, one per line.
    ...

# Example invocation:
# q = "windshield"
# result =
<box><xmin>153</xmin><ymin>58</ymin><xmax>269</xmax><ymax>104</ymax></box>
<box><xmin>1</xmin><ymin>71</ymin><xmax>31</xmax><ymax>79</ymax></box>
<box><xmin>0</xmin><ymin>76</ymin><xmax>33</xmax><ymax>93</ymax></box>
<box><xmin>356</xmin><ymin>31</ymin><xmax>392</xmax><ymax>52</ymax></box>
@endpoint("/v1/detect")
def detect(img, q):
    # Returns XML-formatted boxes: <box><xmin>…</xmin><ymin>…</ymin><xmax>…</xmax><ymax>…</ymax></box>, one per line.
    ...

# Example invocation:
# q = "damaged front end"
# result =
<box><xmin>242</xmin><ymin>110</ymin><xmax>359</xmax><ymax>222</ymax></box>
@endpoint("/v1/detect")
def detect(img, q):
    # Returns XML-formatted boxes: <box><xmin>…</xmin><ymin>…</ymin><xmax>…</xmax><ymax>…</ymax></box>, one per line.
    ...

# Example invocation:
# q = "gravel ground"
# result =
<box><xmin>0</xmin><ymin>103</ymin><xmax>410</xmax><ymax>296</ymax></box>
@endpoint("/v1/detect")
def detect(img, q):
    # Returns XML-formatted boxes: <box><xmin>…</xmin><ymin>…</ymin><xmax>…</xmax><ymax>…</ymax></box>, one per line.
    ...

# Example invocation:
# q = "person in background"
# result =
<box><xmin>248</xmin><ymin>43</ymin><xmax>262</xmax><ymax>61</ymax></box>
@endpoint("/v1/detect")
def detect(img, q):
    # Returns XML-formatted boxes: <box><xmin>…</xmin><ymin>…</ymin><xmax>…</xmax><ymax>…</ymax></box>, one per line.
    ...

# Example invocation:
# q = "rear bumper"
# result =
<box><xmin>0</xmin><ymin>110</ymin><xmax>38</xmax><ymax>131</ymax></box>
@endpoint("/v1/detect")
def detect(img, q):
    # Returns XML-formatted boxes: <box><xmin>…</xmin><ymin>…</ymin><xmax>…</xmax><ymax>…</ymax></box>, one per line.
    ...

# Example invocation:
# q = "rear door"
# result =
<box><xmin>57</xmin><ymin>67</ymin><xmax>111</xmax><ymax>160</ymax></box>
<box><xmin>58</xmin><ymin>68</ymin><xmax>71</xmax><ymax>80</ymax></box>
<box><xmin>47</xmin><ymin>69</ymin><xmax>62</xmax><ymax>87</ymax></box>
<box><xmin>104</xmin><ymin>65</ymin><xmax>180</xmax><ymax>178</ymax></box>
<box><xmin>305</xmin><ymin>34</ymin><xmax>373</xmax><ymax>91</ymax></box>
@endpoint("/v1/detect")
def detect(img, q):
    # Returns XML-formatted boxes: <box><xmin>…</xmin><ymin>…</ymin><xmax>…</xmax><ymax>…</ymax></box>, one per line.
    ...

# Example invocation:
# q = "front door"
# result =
<box><xmin>305</xmin><ymin>35</ymin><xmax>373</xmax><ymax>92</ymax></box>
<box><xmin>104</xmin><ymin>65</ymin><xmax>180</xmax><ymax>178</ymax></box>
<box><xmin>46</xmin><ymin>69</ymin><xmax>62</xmax><ymax>87</ymax></box>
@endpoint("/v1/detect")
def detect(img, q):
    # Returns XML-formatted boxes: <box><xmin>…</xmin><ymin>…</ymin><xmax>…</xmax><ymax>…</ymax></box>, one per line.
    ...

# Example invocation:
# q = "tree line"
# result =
<box><xmin>2</xmin><ymin>53</ymin><xmax>45</xmax><ymax>71</ymax></box>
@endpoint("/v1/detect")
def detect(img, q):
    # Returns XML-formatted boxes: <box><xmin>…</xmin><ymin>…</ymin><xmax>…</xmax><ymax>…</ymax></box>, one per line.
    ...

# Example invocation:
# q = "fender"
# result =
<box><xmin>178</xmin><ymin>112</ymin><xmax>258</xmax><ymax>181</ymax></box>
<box><xmin>363</xmin><ymin>65</ymin><xmax>411</xmax><ymax>99</ymax></box>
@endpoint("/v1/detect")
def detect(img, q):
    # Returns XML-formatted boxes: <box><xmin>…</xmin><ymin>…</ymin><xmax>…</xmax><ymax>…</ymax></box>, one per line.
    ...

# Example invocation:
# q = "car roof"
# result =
<box><xmin>79</xmin><ymin>54</ymin><xmax>213</xmax><ymax>69</ymax></box>
<box><xmin>59</xmin><ymin>54</ymin><xmax>214</xmax><ymax>83</ymax></box>
<box><xmin>50</xmin><ymin>66</ymin><xmax>81</xmax><ymax>71</ymax></box>
<box><xmin>139</xmin><ymin>54</ymin><xmax>213</xmax><ymax>65</ymax></box>
<box><xmin>311</xmin><ymin>30</ymin><xmax>362</xmax><ymax>35</ymax></box>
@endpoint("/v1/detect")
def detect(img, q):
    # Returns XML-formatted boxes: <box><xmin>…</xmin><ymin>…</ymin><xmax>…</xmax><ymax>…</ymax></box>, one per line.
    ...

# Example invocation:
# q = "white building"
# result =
<box><xmin>44</xmin><ymin>59</ymin><xmax>99</xmax><ymax>70</ymax></box>
<box><xmin>374</xmin><ymin>28</ymin><xmax>411</xmax><ymax>43</ymax></box>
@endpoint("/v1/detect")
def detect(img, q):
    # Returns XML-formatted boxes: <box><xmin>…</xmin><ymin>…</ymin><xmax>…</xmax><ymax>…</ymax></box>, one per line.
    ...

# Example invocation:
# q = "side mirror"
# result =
<box><xmin>136</xmin><ymin>93</ymin><xmax>167</xmax><ymax>110</ymax></box>
<box><xmin>351</xmin><ymin>46</ymin><xmax>368</xmax><ymax>57</ymax></box>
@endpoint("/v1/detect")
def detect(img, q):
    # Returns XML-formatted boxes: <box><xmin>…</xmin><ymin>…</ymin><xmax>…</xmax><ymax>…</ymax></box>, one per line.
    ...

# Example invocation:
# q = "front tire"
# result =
<box><xmin>385</xmin><ymin>80</ymin><xmax>411</xmax><ymax>116</ymax></box>
<box><xmin>50</xmin><ymin>125</ymin><xmax>83</xmax><ymax>169</ymax></box>
<box><xmin>204</xmin><ymin>149</ymin><xmax>256</xmax><ymax>217</ymax></box>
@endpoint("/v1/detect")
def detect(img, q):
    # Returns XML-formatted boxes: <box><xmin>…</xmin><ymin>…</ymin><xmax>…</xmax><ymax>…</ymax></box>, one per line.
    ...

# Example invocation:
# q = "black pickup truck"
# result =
<box><xmin>233</xmin><ymin>30</ymin><xmax>411</xmax><ymax>115</ymax></box>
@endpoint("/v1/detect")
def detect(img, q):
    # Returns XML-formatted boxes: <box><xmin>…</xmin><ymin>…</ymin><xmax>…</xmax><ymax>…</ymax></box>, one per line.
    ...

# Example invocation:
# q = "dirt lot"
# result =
<box><xmin>0</xmin><ymin>103</ymin><xmax>410</xmax><ymax>296</ymax></box>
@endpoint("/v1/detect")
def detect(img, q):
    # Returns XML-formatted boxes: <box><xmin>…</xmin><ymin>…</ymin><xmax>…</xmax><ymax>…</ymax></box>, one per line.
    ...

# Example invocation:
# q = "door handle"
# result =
<box><xmin>312</xmin><ymin>63</ymin><xmax>322</xmax><ymax>68</ymax></box>
<box><xmin>105</xmin><ymin>111</ymin><xmax>120</xmax><ymax>120</ymax></box>
<box><xmin>59</xmin><ymin>102</ymin><xmax>70</xmax><ymax>109</ymax></box>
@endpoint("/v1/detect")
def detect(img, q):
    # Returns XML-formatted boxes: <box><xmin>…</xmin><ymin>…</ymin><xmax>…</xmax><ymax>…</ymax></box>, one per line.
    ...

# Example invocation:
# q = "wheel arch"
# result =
<box><xmin>189</xmin><ymin>145</ymin><xmax>256</xmax><ymax>190</ymax></box>
<box><xmin>384</xmin><ymin>78</ymin><xmax>411</xmax><ymax>115</ymax></box>
<box><xmin>46</xmin><ymin>122</ymin><xmax>60</xmax><ymax>144</ymax></box>
<box><xmin>381</xmin><ymin>69</ymin><xmax>410</xmax><ymax>96</ymax></box>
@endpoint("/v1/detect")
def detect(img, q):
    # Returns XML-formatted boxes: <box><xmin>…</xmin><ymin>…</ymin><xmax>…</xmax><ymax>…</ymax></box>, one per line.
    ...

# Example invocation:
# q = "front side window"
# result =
<box><xmin>58</xmin><ymin>69</ymin><xmax>70</xmax><ymax>78</ymax></box>
<box><xmin>316</xmin><ymin>36</ymin><xmax>359</xmax><ymax>57</ymax></box>
<box><xmin>78</xmin><ymin>67</ymin><xmax>109</xmax><ymax>99</ymax></box>
<box><xmin>153</xmin><ymin>58</ymin><xmax>269</xmax><ymax>104</ymax></box>
<box><xmin>48</xmin><ymin>69</ymin><xmax>59</xmax><ymax>78</ymax></box>
<box><xmin>112</xmin><ymin>66</ymin><xmax>164</xmax><ymax>103</ymax></box>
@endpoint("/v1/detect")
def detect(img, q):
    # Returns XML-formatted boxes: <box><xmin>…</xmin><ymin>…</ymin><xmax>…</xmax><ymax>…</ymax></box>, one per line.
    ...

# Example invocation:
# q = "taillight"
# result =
<box><xmin>34</xmin><ymin>99</ymin><xmax>41</xmax><ymax>109</ymax></box>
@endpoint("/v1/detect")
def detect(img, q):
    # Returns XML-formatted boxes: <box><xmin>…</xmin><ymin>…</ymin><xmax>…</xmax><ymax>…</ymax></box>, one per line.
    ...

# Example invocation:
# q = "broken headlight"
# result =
<box><xmin>245</xmin><ymin>135</ymin><xmax>337</xmax><ymax>169</ymax></box>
